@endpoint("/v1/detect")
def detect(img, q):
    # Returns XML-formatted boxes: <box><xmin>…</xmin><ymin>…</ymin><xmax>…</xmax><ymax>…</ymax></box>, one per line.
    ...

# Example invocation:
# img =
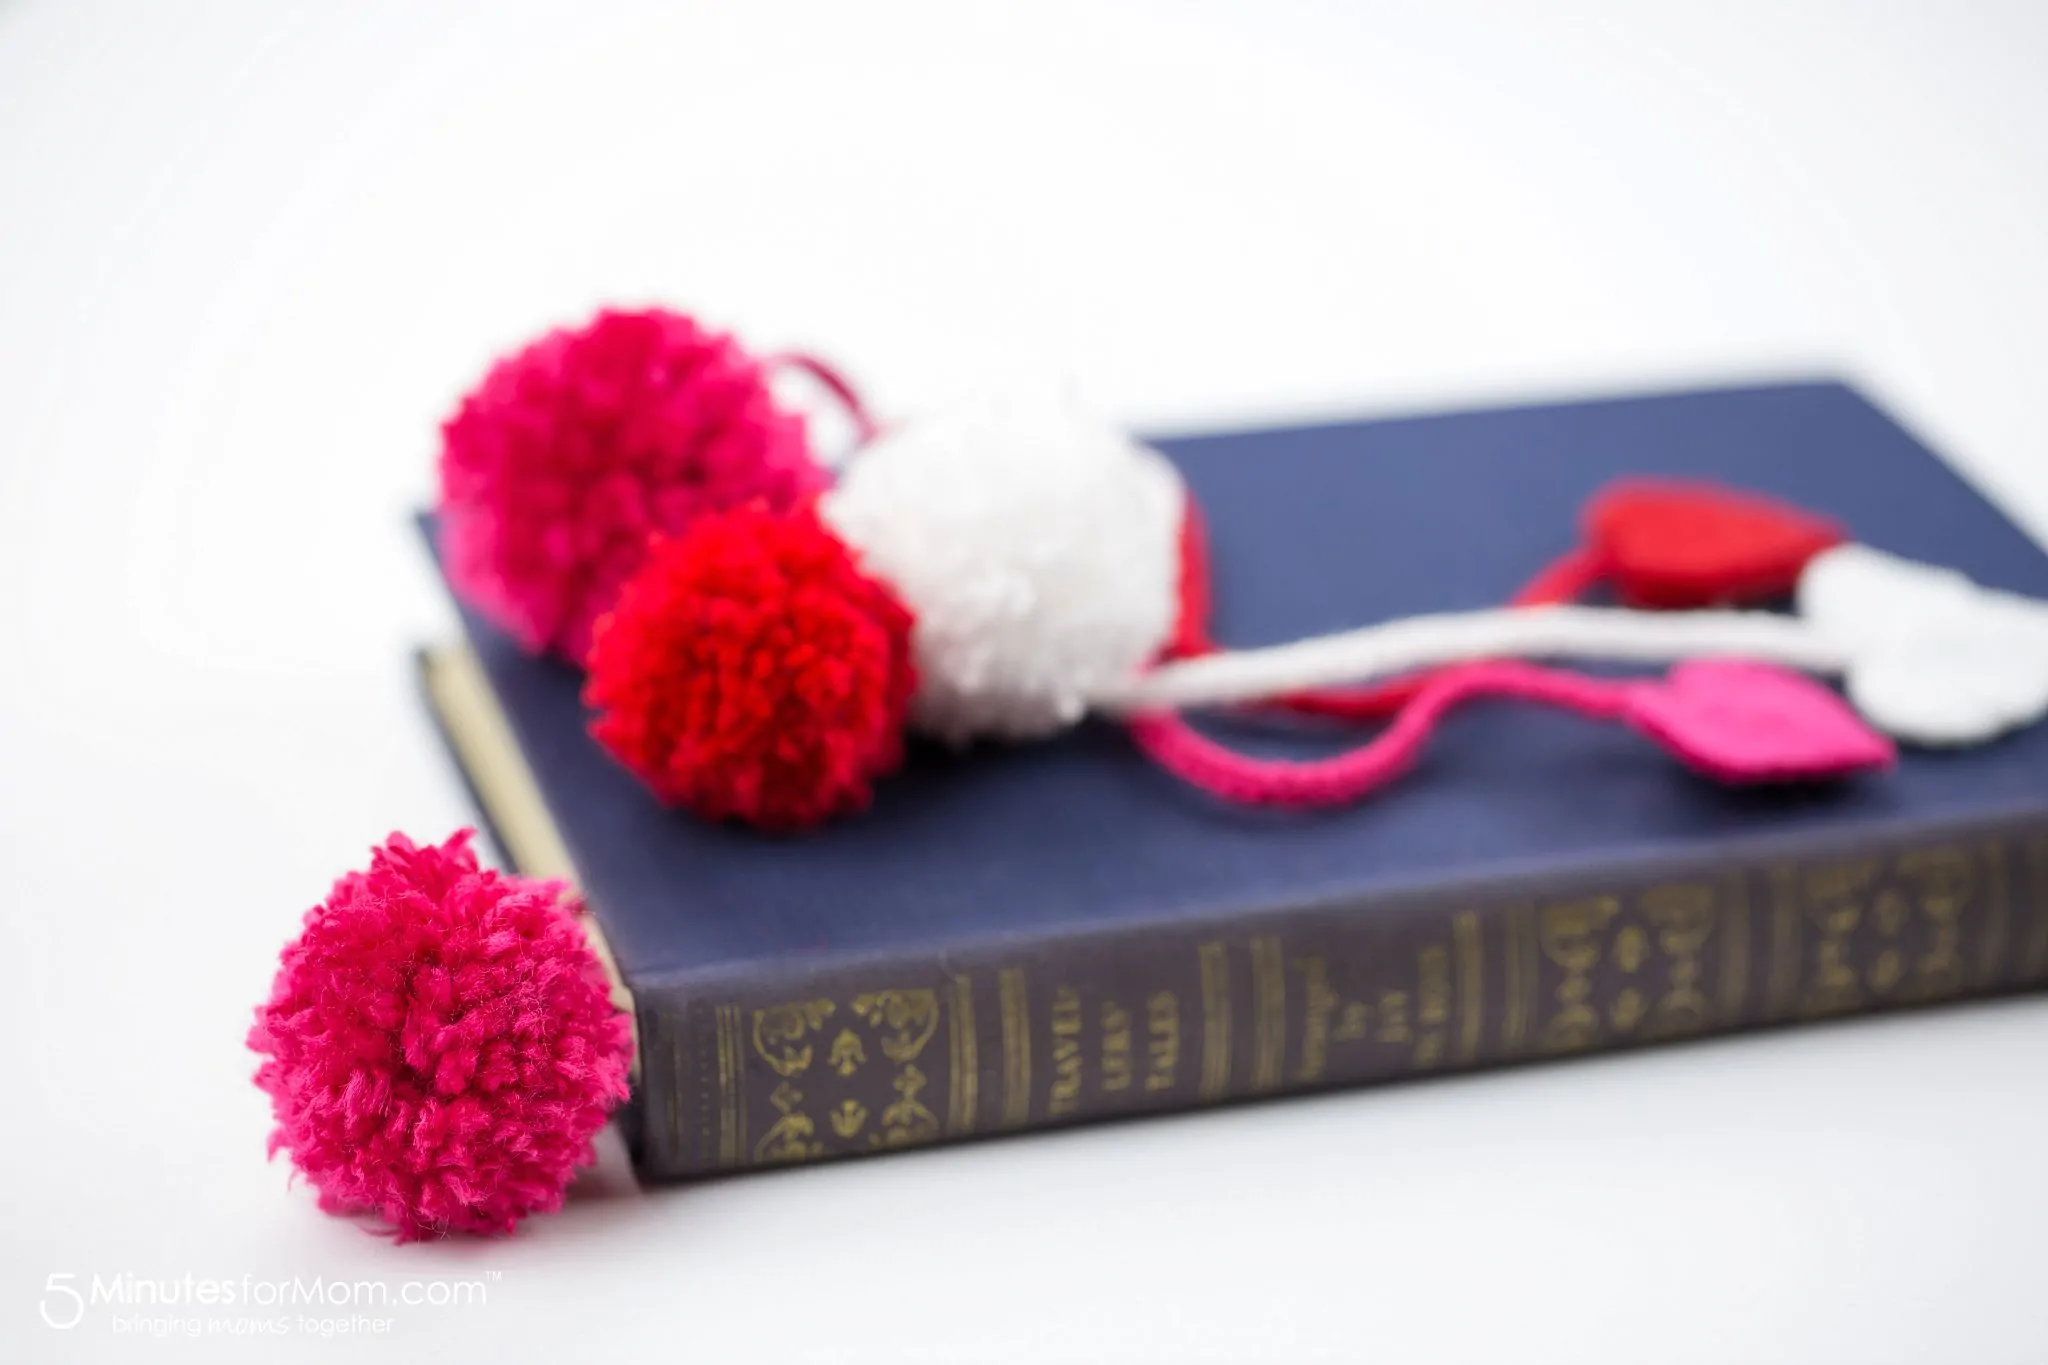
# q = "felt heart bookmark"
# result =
<box><xmin>1571</xmin><ymin>479</ymin><xmax>1848</xmax><ymax>607</ymax></box>
<box><xmin>1131</xmin><ymin>659</ymin><xmax>1894</xmax><ymax>808</ymax></box>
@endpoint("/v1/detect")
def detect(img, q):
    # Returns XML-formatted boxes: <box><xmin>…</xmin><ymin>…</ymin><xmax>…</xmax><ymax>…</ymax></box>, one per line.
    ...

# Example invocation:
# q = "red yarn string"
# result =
<box><xmin>1163</xmin><ymin>499</ymin><xmax>1216</xmax><ymax>661</ymax></box>
<box><xmin>1509</xmin><ymin>544</ymin><xmax>1610</xmax><ymax>607</ymax></box>
<box><xmin>765</xmin><ymin>352</ymin><xmax>880</xmax><ymax>445</ymax></box>
<box><xmin>1128</xmin><ymin>661</ymin><xmax>1630</xmax><ymax>808</ymax></box>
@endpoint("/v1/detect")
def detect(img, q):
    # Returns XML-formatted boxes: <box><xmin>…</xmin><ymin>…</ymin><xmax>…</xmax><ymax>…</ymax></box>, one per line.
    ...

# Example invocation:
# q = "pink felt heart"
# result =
<box><xmin>1622</xmin><ymin>659</ymin><xmax>1893</xmax><ymax>782</ymax></box>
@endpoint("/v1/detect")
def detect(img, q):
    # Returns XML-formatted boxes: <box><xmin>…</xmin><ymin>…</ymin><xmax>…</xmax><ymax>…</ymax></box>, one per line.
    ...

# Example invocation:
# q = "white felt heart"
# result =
<box><xmin>1798</xmin><ymin>543</ymin><xmax>2048</xmax><ymax>745</ymax></box>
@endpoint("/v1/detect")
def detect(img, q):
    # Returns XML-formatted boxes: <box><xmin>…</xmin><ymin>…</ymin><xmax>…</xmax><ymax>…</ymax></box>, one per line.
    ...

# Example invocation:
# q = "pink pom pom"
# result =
<box><xmin>248</xmin><ymin>831</ymin><xmax>633</xmax><ymax>1240</ymax></box>
<box><xmin>437</xmin><ymin>307</ymin><xmax>827</xmax><ymax>662</ymax></box>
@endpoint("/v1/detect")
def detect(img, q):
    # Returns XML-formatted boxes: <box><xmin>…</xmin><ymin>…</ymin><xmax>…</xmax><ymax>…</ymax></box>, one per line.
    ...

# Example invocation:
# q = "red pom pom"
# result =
<box><xmin>584</xmin><ymin>503</ymin><xmax>917</xmax><ymax>831</ymax></box>
<box><xmin>248</xmin><ymin>832</ymin><xmax>632</xmax><ymax>1240</ymax></box>
<box><xmin>437</xmin><ymin>308</ymin><xmax>826</xmax><ymax>662</ymax></box>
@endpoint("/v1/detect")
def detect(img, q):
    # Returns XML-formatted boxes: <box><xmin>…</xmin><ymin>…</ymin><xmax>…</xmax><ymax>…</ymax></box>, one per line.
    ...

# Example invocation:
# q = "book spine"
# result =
<box><xmin>628</xmin><ymin>811</ymin><xmax>2048</xmax><ymax>1179</ymax></box>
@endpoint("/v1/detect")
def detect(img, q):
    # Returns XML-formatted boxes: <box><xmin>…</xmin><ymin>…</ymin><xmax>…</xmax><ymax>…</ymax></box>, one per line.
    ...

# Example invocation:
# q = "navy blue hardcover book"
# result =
<box><xmin>419</xmin><ymin>379</ymin><xmax>2048</xmax><ymax>1177</ymax></box>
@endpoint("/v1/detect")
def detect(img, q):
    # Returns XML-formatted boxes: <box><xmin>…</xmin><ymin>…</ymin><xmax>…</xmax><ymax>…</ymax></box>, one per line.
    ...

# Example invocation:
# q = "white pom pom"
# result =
<box><xmin>821</xmin><ymin>401</ymin><xmax>1186</xmax><ymax>743</ymax></box>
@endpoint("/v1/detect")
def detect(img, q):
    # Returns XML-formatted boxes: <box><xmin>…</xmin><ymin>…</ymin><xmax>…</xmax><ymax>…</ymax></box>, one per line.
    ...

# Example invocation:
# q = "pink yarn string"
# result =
<box><xmin>1128</xmin><ymin>661</ymin><xmax>1631</xmax><ymax>809</ymax></box>
<box><xmin>765</xmin><ymin>352</ymin><xmax>880</xmax><ymax>446</ymax></box>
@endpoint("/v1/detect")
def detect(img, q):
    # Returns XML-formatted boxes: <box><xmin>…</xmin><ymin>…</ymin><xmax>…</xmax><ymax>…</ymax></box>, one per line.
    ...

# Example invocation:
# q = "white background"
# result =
<box><xmin>3</xmin><ymin>2</ymin><xmax>2047</xmax><ymax>1361</ymax></box>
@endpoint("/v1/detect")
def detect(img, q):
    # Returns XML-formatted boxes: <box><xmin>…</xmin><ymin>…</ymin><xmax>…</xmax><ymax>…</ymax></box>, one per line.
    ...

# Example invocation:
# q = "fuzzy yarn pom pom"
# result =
<box><xmin>821</xmin><ymin>401</ymin><xmax>1185</xmax><ymax>743</ymax></box>
<box><xmin>248</xmin><ymin>831</ymin><xmax>632</xmax><ymax>1240</ymax></box>
<box><xmin>584</xmin><ymin>503</ymin><xmax>917</xmax><ymax>830</ymax></box>
<box><xmin>437</xmin><ymin>308</ymin><xmax>826</xmax><ymax>662</ymax></box>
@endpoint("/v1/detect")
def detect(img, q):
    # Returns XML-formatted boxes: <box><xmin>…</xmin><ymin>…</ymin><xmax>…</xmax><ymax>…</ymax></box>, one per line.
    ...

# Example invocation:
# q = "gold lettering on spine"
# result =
<box><xmin>1294</xmin><ymin>958</ymin><xmax>1337</xmax><ymax>1084</ymax></box>
<box><xmin>1198</xmin><ymin>941</ymin><xmax>1232</xmax><ymax>1099</ymax></box>
<box><xmin>1101</xmin><ymin>1001</ymin><xmax>1132</xmax><ymax>1093</ymax></box>
<box><xmin>1979</xmin><ymin>842</ymin><xmax>2012</xmax><ymax>988</ymax></box>
<box><xmin>998</xmin><ymin>968</ymin><xmax>1031</xmax><ymax>1128</ymax></box>
<box><xmin>1767</xmin><ymin>867</ymin><xmax>1802</xmax><ymax>1018</ymax></box>
<box><xmin>2027</xmin><ymin>837</ymin><xmax>2048</xmax><ymax>981</ymax></box>
<box><xmin>1250</xmin><ymin>935</ymin><xmax>1286</xmax><ymax>1092</ymax></box>
<box><xmin>1453</xmin><ymin>912</ymin><xmax>1483</xmax><ymax>1064</ymax></box>
<box><xmin>1049</xmin><ymin>987</ymin><xmax>1085</xmax><ymax>1116</ymax></box>
<box><xmin>948</xmin><ymin>975</ymin><xmax>977</xmax><ymax>1136</ymax></box>
<box><xmin>713</xmin><ymin>1004</ymin><xmax>747</xmax><ymax>1167</ymax></box>
<box><xmin>1145</xmin><ymin>992</ymin><xmax>1180</xmax><ymax>1091</ymax></box>
<box><xmin>1719</xmin><ymin>872</ymin><xmax>1749</xmax><ymax>1019</ymax></box>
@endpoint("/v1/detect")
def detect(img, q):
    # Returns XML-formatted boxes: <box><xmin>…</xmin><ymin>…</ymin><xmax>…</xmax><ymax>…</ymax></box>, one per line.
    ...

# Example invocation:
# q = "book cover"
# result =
<box><xmin>419</xmin><ymin>379</ymin><xmax>2048</xmax><ymax>1178</ymax></box>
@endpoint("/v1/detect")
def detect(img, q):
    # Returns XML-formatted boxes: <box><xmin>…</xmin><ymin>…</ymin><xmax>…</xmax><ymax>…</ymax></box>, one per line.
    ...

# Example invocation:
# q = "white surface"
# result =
<box><xmin>2</xmin><ymin>2</ymin><xmax>2046</xmax><ymax>1362</ymax></box>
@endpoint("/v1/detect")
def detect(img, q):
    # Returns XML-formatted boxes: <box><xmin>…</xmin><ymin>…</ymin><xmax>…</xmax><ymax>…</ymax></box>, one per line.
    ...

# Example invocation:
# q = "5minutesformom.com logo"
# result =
<box><xmin>38</xmin><ymin>1270</ymin><xmax>496</xmax><ymax>1337</ymax></box>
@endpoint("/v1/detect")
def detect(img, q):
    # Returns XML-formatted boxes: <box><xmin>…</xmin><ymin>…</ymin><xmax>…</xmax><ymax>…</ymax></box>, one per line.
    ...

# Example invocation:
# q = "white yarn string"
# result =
<box><xmin>1098</xmin><ymin>604</ymin><xmax>1854</xmax><ymax>714</ymax></box>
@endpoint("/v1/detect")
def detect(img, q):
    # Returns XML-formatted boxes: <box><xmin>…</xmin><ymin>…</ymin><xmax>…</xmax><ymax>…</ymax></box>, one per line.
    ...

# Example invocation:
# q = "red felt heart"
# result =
<box><xmin>1585</xmin><ymin>480</ymin><xmax>1845</xmax><ymax>608</ymax></box>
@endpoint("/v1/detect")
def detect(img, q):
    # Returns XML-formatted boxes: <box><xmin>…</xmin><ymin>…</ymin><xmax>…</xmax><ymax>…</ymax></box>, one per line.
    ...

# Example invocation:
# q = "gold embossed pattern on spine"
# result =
<box><xmin>948</xmin><ymin>976</ymin><xmax>978</xmax><ymax>1135</ymax></box>
<box><xmin>670</xmin><ymin>828</ymin><xmax>2048</xmax><ymax>1176</ymax></box>
<box><xmin>1197</xmin><ymin>941</ymin><xmax>1231</xmax><ymax>1099</ymax></box>
<box><xmin>998</xmin><ymin>968</ymin><xmax>1031</xmax><ymax>1128</ymax></box>
<box><xmin>1249</xmin><ymin>936</ymin><xmax>1286</xmax><ymax>1092</ymax></box>
<box><xmin>713</xmin><ymin>1004</ymin><xmax>746</xmax><ymax>1167</ymax></box>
